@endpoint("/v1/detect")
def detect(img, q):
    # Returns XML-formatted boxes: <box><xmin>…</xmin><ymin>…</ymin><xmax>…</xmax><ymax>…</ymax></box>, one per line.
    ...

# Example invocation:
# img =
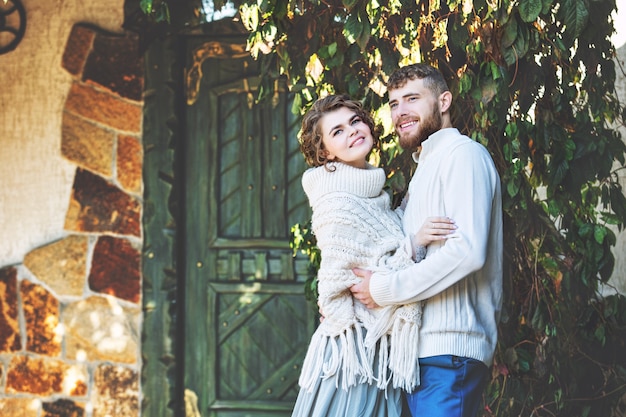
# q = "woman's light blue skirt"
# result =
<box><xmin>291</xmin><ymin>334</ymin><xmax>403</xmax><ymax>417</ymax></box>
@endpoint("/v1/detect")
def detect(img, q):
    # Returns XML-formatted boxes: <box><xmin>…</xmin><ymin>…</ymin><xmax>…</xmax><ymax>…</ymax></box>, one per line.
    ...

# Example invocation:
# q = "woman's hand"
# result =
<box><xmin>413</xmin><ymin>216</ymin><xmax>456</xmax><ymax>248</ymax></box>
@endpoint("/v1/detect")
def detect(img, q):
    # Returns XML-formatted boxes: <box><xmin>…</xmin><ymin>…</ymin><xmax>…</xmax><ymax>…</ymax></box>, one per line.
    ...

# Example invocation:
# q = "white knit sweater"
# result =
<box><xmin>369</xmin><ymin>128</ymin><xmax>503</xmax><ymax>367</ymax></box>
<box><xmin>298</xmin><ymin>162</ymin><xmax>423</xmax><ymax>393</ymax></box>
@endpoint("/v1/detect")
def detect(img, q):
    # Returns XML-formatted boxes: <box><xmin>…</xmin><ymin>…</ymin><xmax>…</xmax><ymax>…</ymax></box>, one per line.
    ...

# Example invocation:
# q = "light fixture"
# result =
<box><xmin>0</xmin><ymin>0</ymin><xmax>26</xmax><ymax>55</ymax></box>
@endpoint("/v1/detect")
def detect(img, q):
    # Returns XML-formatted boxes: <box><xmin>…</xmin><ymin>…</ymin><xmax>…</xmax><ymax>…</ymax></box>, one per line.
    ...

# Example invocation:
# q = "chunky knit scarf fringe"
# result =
<box><xmin>298</xmin><ymin>303</ymin><xmax>422</xmax><ymax>393</ymax></box>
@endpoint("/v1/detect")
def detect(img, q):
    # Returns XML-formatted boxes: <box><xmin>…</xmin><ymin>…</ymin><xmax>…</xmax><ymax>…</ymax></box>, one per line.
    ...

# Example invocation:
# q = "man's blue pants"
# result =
<box><xmin>404</xmin><ymin>355</ymin><xmax>489</xmax><ymax>417</ymax></box>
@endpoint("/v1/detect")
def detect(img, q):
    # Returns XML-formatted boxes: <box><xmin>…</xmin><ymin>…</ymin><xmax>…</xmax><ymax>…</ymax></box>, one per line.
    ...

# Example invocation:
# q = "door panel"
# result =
<box><xmin>211</xmin><ymin>283</ymin><xmax>310</xmax><ymax>401</ymax></box>
<box><xmin>184</xmin><ymin>35</ymin><xmax>314</xmax><ymax>417</ymax></box>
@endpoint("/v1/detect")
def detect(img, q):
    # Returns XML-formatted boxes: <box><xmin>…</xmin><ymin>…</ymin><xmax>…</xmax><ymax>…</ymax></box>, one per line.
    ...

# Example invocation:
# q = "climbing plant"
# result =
<box><xmin>137</xmin><ymin>0</ymin><xmax>626</xmax><ymax>414</ymax></box>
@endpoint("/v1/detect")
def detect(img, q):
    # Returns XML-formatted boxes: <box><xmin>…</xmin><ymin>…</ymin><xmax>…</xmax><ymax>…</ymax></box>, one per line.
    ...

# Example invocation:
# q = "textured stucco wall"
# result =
<box><xmin>607</xmin><ymin>32</ymin><xmax>626</xmax><ymax>294</ymax></box>
<box><xmin>0</xmin><ymin>0</ymin><xmax>125</xmax><ymax>266</ymax></box>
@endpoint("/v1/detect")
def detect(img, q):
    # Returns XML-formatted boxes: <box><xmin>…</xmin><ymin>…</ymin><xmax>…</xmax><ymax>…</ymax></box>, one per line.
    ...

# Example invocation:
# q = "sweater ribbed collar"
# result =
<box><xmin>302</xmin><ymin>162</ymin><xmax>385</xmax><ymax>205</ymax></box>
<box><xmin>411</xmin><ymin>127</ymin><xmax>462</xmax><ymax>163</ymax></box>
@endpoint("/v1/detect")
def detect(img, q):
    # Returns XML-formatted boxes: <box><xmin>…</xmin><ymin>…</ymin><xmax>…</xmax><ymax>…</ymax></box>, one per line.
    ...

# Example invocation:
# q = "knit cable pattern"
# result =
<box><xmin>299</xmin><ymin>163</ymin><xmax>424</xmax><ymax>393</ymax></box>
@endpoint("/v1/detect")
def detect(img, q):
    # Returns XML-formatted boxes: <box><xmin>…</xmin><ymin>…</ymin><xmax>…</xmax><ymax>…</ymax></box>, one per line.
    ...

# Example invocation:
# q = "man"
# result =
<box><xmin>350</xmin><ymin>63</ymin><xmax>503</xmax><ymax>417</ymax></box>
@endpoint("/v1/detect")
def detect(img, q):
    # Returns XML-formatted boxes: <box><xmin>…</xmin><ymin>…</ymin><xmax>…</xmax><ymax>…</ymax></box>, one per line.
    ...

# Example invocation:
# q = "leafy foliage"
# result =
<box><xmin>239</xmin><ymin>0</ymin><xmax>626</xmax><ymax>415</ymax></box>
<box><xmin>140</xmin><ymin>0</ymin><xmax>626</xmax><ymax>414</ymax></box>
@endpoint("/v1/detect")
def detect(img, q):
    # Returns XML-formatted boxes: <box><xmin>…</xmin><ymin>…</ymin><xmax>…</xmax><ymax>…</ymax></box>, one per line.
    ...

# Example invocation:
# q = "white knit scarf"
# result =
<box><xmin>298</xmin><ymin>162</ymin><xmax>422</xmax><ymax>393</ymax></box>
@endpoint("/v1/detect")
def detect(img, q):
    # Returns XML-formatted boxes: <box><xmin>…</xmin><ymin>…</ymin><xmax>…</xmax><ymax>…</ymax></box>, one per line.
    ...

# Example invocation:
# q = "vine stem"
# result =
<box><xmin>529</xmin><ymin>383</ymin><xmax>626</xmax><ymax>416</ymax></box>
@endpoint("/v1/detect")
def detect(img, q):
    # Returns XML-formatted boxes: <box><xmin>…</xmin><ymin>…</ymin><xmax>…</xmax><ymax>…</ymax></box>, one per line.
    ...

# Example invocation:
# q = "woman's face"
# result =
<box><xmin>319</xmin><ymin>106</ymin><xmax>373</xmax><ymax>169</ymax></box>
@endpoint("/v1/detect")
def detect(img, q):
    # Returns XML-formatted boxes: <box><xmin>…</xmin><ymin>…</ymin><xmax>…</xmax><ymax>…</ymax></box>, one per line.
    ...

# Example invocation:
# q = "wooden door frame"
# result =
<box><xmin>142</xmin><ymin>34</ymin><xmax>186</xmax><ymax>417</ymax></box>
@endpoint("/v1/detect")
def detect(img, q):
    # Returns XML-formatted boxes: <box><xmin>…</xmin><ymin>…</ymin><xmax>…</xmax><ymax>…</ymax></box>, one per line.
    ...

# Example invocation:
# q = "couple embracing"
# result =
<box><xmin>292</xmin><ymin>63</ymin><xmax>503</xmax><ymax>417</ymax></box>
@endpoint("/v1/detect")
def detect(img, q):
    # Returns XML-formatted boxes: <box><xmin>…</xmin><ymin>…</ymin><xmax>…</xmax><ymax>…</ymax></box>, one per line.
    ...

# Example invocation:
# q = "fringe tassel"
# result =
<box><xmin>363</xmin><ymin>306</ymin><xmax>396</xmax><ymax>350</ymax></box>
<box><xmin>298</xmin><ymin>305</ymin><xmax>422</xmax><ymax>393</ymax></box>
<box><xmin>299</xmin><ymin>324</ymin><xmax>374</xmax><ymax>392</ymax></box>
<box><xmin>375</xmin><ymin>334</ymin><xmax>390</xmax><ymax>390</ymax></box>
<box><xmin>298</xmin><ymin>332</ymin><xmax>328</xmax><ymax>392</ymax></box>
<box><xmin>354</xmin><ymin>324</ymin><xmax>374</xmax><ymax>386</ymax></box>
<box><xmin>388</xmin><ymin>314</ymin><xmax>421</xmax><ymax>392</ymax></box>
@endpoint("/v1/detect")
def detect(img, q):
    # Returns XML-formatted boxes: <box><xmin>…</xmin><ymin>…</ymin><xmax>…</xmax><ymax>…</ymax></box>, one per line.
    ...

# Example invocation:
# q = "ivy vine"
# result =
<box><xmin>138</xmin><ymin>0</ymin><xmax>626</xmax><ymax>414</ymax></box>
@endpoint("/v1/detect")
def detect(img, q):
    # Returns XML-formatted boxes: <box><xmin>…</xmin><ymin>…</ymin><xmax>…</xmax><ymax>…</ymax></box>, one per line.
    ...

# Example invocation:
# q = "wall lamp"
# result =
<box><xmin>0</xmin><ymin>0</ymin><xmax>26</xmax><ymax>55</ymax></box>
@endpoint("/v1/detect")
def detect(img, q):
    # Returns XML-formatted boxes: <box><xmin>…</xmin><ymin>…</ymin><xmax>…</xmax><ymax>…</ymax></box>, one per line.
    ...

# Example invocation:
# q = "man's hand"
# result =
<box><xmin>350</xmin><ymin>267</ymin><xmax>380</xmax><ymax>309</ymax></box>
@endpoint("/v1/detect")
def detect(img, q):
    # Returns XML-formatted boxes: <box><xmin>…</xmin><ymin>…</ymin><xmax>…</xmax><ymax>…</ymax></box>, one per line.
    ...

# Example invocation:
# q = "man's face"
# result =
<box><xmin>388</xmin><ymin>77</ymin><xmax>443</xmax><ymax>150</ymax></box>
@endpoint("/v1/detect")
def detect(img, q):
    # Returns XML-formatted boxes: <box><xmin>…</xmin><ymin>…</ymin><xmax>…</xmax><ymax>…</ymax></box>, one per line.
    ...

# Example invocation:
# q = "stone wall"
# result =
<box><xmin>0</xmin><ymin>23</ymin><xmax>144</xmax><ymax>417</ymax></box>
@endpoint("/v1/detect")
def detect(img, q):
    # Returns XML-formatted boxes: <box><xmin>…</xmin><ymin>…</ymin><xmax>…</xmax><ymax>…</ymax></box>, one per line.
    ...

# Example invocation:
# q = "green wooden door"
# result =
<box><xmin>183</xmin><ymin>35</ymin><xmax>315</xmax><ymax>417</ymax></box>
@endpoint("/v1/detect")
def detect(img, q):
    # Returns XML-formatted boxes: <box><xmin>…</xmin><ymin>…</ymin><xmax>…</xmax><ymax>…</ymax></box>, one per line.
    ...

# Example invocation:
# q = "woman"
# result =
<box><xmin>292</xmin><ymin>95</ymin><xmax>455</xmax><ymax>416</ymax></box>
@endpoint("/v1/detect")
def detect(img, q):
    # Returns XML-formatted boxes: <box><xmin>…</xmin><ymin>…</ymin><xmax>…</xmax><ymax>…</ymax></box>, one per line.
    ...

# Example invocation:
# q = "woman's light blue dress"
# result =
<box><xmin>291</xmin><ymin>333</ymin><xmax>403</xmax><ymax>417</ymax></box>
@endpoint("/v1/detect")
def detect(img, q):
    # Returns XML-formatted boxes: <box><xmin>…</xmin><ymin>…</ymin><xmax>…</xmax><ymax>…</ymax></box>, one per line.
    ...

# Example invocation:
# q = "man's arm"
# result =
<box><xmin>366</xmin><ymin>143</ymin><xmax>499</xmax><ymax>306</ymax></box>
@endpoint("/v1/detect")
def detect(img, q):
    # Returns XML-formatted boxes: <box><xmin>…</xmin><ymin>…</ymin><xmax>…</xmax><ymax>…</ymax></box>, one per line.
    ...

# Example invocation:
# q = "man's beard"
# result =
<box><xmin>398</xmin><ymin>106</ymin><xmax>443</xmax><ymax>151</ymax></box>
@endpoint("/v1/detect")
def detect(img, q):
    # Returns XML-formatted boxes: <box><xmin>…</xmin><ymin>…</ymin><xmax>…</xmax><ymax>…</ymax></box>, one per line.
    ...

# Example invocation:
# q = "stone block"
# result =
<box><xmin>0</xmin><ymin>398</ymin><xmax>40</xmax><ymax>417</ymax></box>
<box><xmin>83</xmin><ymin>30</ymin><xmax>143</xmax><ymax>101</ymax></box>
<box><xmin>89</xmin><ymin>236</ymin><xmax>141</xmax><ymax>303</ymax></box>
<box><xmin>64</xmin><ymin>82</ymin><xmax>142</xmax><ymax>134</ymax></box>
<box><xmin>0</xmin><ymin>266</ymin><xmax>21</xmax><ymax>352</ymax></box>
<box><xmin>43</xmin><ymin>399</ymin><xmax>85</xmax><ymax>417</ymax></box>
<box><xmin>117</xmin><ymin>134</ymin><xmax>142</xmax><ymax>195</ymax></box>
<box><xmin>61</xmin><ymin>111</ymin><xmax>115</xmax><ymax>178</ymax></box>
<box><xmin>64</xmin><ymin>169</ymin><xmax>141</xmax><ymax>237</ymax></box>
<box><xmin>92</xmin><ymin>364</ymin><xmax>138</xmax><ymax>417</ymax></box>
<box><xmin>63</xmin><ymin>295</ymin><xmax>139</xmax><ymax>363</ymax></box>
<box><xmin>6</xmin><ymin>355</ymin><xmax>87</xmax><ymax>396</ymax></box>
<box><xmin>23</xmin><ymin>235</ymin><xmax>88</xmax><ymax>297</ymax></box>
<box><xmin>62</xmin><ymin>24</ymin><xmax>96</xmax><ymax>77</ymax></box>
<box><xmin>21</xmin><ymin>280</ymin><xmax>61</xmax><ymax>356</ymax></box>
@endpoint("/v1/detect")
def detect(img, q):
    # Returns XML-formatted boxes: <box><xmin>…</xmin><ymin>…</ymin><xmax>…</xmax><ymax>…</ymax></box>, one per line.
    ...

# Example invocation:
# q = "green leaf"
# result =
<box><xmin>501</xmin><ymin>15</ymin><xmax>518</xmax><ymax>48</ymax></box>
<box><xmin>155</xmin><ymin>3</ymin><xmax>170</xmax><ymax>22</ymax></box>
<box><xmin>531</xmin><ymin>305</ymin><xmax>546</xmax><ymax>331</ymax></box>
<box><xmin>501</xmin><ymin>17</ymin><xmax>529</xmax><ymax>65</ymax></box>
<box><xmin>240</xmin><ymin>5</ymin><xmax>260</xmax><ymax>31</ymax></box>
<box><xmin>516</xmin><ymin>348</ymin><xmax>532</xmax><ymax>372</ymax></box>
<box><xmin>356</xmin><ymin>12</ymin><xmax>372</xmax><ymax>51</ymax></box>
<box><xmin>610</xmin><ymin>184</ymin><xmax>626</xmax><ymax>223</ymax></box>
<box><xmin>541</xmin><ymin>0</ymin><xmax>554</xmax><ymax>14</ymax></box>
<box><xmin>594</xmin><ymin>324</ymin><xmax>606</xmax><ymax>345</ymax></box>
<box><xmin>578</xmin><ymin>222</ymin><xmax>593</xmax><ymax>237</ymax></box>
<box><xmin>519</xmin><ymin>0</ymin><xmax>542</xmax><ymax>22</ymax></box>
<box><xmin>594</xmin><ymin>225</ymin><xmax>607</xmax><ymax>244</ymax></box>
<box><xmin>507</xmin><ymin>176</ymin><xmax>521</xmax><ymax>197</ymax></box>
<box><xmin>140</xmin><ymin>0</ymin><xmax>153</xmax><ymax>14</ymax></box>
<box><xmin>347</xmin><ymin>74</ymin><xmax>361</xmax><ymax>96</ymax></box>
<box><xmin>274</xmin><ymin>0</ymin><xmax>289</xmax><ymax>19</ymax></box>
<box><xmin>318</xmin><ymin>42</ymin><xmax>337</xmax><ymax>59</ymax></box>
<box><xmin>343</xmin><ymin>0</ymin><xmax>359</xmax><ymax>11</ymax></box>
<box><xmin>549</xmin><ymin>158</ymin><xmax>569</xmax><ymax>186</ymax></box>
<box><xmin>326</xmin><ymin>51</ymin><xmax>345</xmax><ymax>68</ymax></box>
<box><xmin>343</xmin><ymin>13</ymin><xmax>364</xmax><ymax>45</ymax></box>
<box><xmin>448</xmin><ymin>16</ymin><xmax>469</xmax><ymax>49</ymax></box>
<box><xmin>562</xmin><ymin>0</ymin><xmax>589</xmax><ymax>42</ymax></box>
<box><xmin>458</xmin><ymin>72</ymin><xmax>472</xmax><ymax>95</ymax></box>
<box><xmin>343</xmin><ymin>11</ymin><xmax>371</xmax><ymax>51</ymax></box>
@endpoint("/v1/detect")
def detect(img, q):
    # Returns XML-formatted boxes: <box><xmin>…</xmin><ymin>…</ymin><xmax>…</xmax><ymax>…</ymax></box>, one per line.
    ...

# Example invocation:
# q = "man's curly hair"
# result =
<box><xmin>386</xmin><ymin>63</ymin><xmax>449</xmax><ymax>97</ymax></box>
<box><xmin>299</xmin><ymin>95</ymin><xmax>381</xmax><ymax>168</ymax></box>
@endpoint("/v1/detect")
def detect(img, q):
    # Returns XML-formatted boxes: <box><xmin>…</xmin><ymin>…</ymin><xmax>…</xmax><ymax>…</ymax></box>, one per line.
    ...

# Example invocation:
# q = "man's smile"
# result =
<box><xmin>399</xmin><ymin>120</ymin><xmax>417</xmax><ymax>131</ymax></box>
